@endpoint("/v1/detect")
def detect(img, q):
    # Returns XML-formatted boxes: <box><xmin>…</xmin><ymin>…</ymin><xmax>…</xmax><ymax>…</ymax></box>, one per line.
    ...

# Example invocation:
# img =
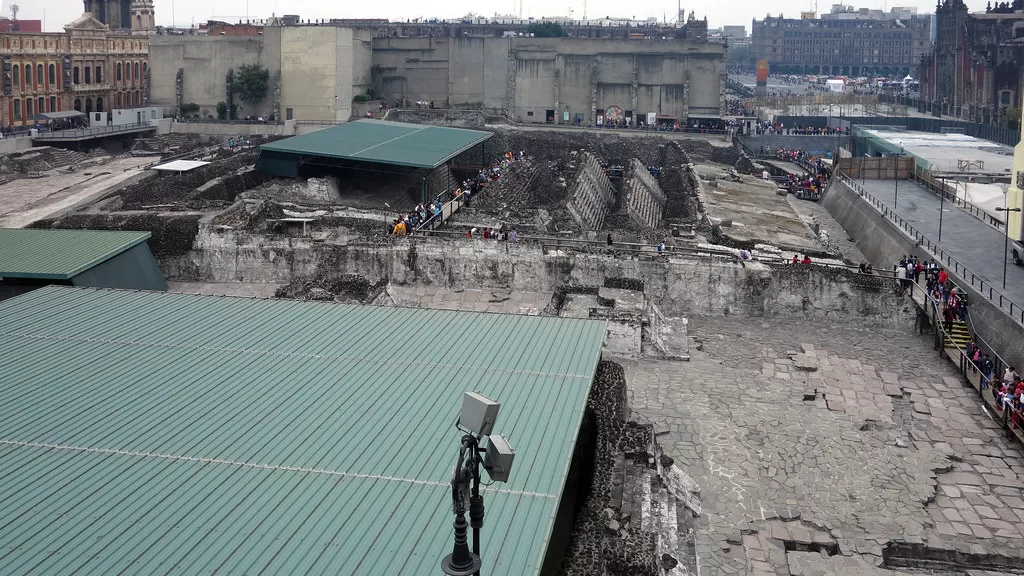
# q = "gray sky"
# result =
<box><xmin>7</xmin><ymin>0</ymin><xmax>990</xmax><ymax>32</ymax></box>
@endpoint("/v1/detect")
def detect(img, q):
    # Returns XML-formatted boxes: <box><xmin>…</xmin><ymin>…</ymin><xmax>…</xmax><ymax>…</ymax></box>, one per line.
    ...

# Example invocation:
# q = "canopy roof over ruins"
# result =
<box><xmin>255</xmin><ymin>119</ymin><xmax>493</xmax><ymax>177</ymax></box>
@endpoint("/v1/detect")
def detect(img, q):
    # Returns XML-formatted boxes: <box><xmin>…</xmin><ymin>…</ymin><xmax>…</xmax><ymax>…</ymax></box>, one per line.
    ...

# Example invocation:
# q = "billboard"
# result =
<box><xmin>756</xmin><ymin>60</ymin><xmax>769</xmax><ymax>86</ymax></box>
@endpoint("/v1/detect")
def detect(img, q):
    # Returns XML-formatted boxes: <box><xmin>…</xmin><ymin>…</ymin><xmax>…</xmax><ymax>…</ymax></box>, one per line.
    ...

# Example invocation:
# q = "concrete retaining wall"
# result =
<box><xmin>567</xmin><ymin>151</ymin><xmax>616</xmax><ymax>230</ymax></box>
<box><xmin>0</xmin><ymin>137</ymin><xmax>33</xmax><ymax>156</ymax></box>
<box><xmin>624</xmin><ymin>159</ymin><xmax>666</xmax><ymax>229</ymax></box>
<box><xmin>741</xmin><ymin>135</ymin><xmax>849</xmax><ymax>155</ymax></box>
<box><xmin>169</xmin><ymin>121</ymin><xmax>296</xmax><ymax>137</ymax></box>
<box><xmin>822</xmin><ymin>178</ymin><xmax>1024</xmax><ymax>369</ymax></box>
<box><xmin>162</xmin><ymin>230</ymin><xmax>913</xmax><ymax>326</ymax></box>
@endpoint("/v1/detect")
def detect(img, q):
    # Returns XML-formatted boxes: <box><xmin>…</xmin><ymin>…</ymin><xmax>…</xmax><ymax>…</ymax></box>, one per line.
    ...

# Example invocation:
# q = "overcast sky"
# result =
<box><xmin>8</xmin><ymin>0</ymin><xmax>990</xmax><ymax>32</ymax></box>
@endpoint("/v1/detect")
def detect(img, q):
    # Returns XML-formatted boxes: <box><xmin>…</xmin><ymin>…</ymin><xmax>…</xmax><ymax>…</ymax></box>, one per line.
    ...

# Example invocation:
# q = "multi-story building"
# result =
<box><xmin>0</xmin><ymin>14</ymin><xmax>149</xmax><ymax>128</ymax></box>
<box><xmin>920</xmin><ymin>0</ymin><xmax>1024</xmax><ymax>125</ymax></box>
<box><xmin>751</xmin><ymin>8</ymin><xmax>931</xmax><ymax>77</ymax></box>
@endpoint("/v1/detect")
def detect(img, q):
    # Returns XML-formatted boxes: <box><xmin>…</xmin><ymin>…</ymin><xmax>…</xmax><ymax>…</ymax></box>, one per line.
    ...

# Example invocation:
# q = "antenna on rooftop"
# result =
<box><xmin>10</xmin><ymin>4</ymin><xmax>19</xmax><ymax>20</ymax></box>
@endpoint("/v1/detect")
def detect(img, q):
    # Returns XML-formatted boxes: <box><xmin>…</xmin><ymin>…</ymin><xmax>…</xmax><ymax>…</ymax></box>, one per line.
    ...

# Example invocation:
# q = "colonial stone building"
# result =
<box><xmin>751</xmin><ymin>9</ymin><xmax>931</xmax><ymax>77</ymax></box>
<box><xmin>0</xmin><ymin>14</ymin><xmax>149</xmax><ymax>128</ymax></box>
<box><xmin>83</xmin><ymin>0</ymin><xmax>155</xmax><ymax>32</ymax></box>
<box><xmin>920</xmin><ymin>0</ymin><xmax>1024</xmax><ymax>125</ymax></box>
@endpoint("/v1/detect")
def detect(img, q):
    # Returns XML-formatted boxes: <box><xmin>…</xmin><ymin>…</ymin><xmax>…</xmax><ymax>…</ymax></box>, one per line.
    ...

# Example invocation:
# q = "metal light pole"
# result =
<box><xmin>938</xmin><ymin>176</ymin><xmax>945</xmax><ymax>241</ymax></box>
<box><xmin>442</xmin><ymin>393</ymin><xmax>516</xmax><ymax>576</ymax></box>
<box><xmin>996</xmin><ymin>202</ymin><xmax>1022</xmax><ymax>290</ymax></box>
<box><xmin>894</xmin><ymin>143</ymin><xmax>904</xmax><ymax>208</ymax></box>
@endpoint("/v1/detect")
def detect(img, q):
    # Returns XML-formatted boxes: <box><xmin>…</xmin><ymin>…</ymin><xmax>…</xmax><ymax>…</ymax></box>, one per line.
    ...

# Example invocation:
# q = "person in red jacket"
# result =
<box><xmin>938</xmin><ymin>268</ymin><xmax>948</xmax><ymax>285</ymax></box>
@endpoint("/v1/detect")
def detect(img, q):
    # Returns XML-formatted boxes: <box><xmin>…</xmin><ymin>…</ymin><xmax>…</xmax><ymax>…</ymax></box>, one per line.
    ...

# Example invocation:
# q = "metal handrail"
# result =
<box><xmin>839</xmin><ymin>173</ymin><xmax>1024</xmax><ymax>326</ymax></box>
<box><xmin>913</xmin><ymin>172</ymin><xmax>1004</xmax><ymax>232</ymax></box>
<box><xmin>910</xmin><ymin>280</ymin><xmax>1024</xmax><ymax>445</ymax></box>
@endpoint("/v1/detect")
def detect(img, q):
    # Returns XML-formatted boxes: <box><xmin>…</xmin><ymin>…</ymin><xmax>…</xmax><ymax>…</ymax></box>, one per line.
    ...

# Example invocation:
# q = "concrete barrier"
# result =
<box><xmin>0</xmin><ymin>137</ymin><xmax>33</xmax><ymax>155</ymax></box>
<box><xmin>741</xmin><ymin>134</ymin><xmax>848</xmax><ymax>156</ymax></box>
<box><xmin>169</xmin><ymin>120</ymin><xmax>296</xmax><ymax>138</ymax></box>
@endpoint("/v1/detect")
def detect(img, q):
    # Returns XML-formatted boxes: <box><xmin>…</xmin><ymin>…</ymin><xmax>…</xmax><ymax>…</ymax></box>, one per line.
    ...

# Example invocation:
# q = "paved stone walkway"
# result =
<box><xmin>622</xmin><ymin>315</ymin><xmax>1024</xmax><ymax>576</ymax></box>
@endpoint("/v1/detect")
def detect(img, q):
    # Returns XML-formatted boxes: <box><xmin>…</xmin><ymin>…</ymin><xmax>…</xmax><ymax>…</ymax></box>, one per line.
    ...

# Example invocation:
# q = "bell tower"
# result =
<box><xmin>130</xmin><ymin>0</ymin><xmax>155</xmax><ymax>31</ymax></box>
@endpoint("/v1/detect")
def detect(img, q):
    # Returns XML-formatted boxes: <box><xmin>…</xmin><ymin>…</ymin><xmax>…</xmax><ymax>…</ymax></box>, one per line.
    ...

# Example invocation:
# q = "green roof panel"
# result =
<box><xmin>0</xmin><ymin>286</ymin><xmax>607</xmax><ymax>575</ymax></box>
<box><xmin>258</xmin><ymin>119</ymin><xmax>493</xmax><ymax>170</ymax></box>
<box><xmin>0</xmin><ymin>228</ymin><xmax>152</xmax><ymax>280</ymax></box>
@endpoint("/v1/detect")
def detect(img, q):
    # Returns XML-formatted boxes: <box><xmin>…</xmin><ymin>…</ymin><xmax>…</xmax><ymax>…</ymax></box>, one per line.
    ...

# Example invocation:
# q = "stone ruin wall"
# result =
<box><xmin>624</xmin><ymin>158</ymin><xmax>667</xmax><ymax>230</ymax></box>
<box><xmin>158</xmin><ymin>232</ymin><xmax>915</xmax><ymax>327</ymax></box>
<box><xmin>567</xmin><ymin>151</ymin><xmax>617</xmax><ymax>231</ymax></box>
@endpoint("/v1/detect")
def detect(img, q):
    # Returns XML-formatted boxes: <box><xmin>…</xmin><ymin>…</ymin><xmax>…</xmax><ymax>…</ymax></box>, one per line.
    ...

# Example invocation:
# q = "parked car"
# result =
<box><xmin>1012</xmin><ymin>239</ymin><xmax>1024</xmax><ymax>265</ymax></box>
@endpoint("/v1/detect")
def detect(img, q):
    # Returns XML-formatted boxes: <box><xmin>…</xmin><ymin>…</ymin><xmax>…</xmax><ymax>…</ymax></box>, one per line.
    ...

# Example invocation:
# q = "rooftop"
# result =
<box><xmin>863</xmin><ymin>129</ymin><xmax>1014</xmax><ymax>174</ymax></box>
<box><xmin>0</xmin><ymin>286</ymin><xmax>607</xmax><ymax>575</ymax></box>
<box><xmin>0</xmin><ymin>228</ymin><xmax>152</xmax><ymax>280</ymax></box>
<box><xmin>258</xmin><ymin>119</ymin><xmax>493</xmax><ymax>172</ymax></box>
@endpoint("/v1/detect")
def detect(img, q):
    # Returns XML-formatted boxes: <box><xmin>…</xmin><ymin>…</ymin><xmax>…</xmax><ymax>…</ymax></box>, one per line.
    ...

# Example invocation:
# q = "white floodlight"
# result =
<box><xmin>483</xmin><ymin>435</ymin><xmax>516</xmax><ymax>483</ymax></box>
<box><xmin>459</xmin><ymin>392</ymin><xmax>500</xmax><ymax>436</ymax></box>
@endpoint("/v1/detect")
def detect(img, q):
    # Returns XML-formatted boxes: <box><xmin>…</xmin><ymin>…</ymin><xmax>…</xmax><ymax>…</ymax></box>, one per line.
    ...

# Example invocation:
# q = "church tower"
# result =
<box><xmin>130</xmin><ymin>0</ymin><xmax>155</xmax><ymax>31</ymax></box>
<box><xmin>82</xmin><ymin>0</ymin><xmax>137</xmax><ymax>30</ymax></box>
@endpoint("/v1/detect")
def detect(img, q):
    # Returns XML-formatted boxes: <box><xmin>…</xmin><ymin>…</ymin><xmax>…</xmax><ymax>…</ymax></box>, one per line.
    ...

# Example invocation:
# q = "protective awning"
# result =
<box><xmin>35</xmin><ymin>111</ymin><xmax>86</xmax><ymax>121</ymax></box>
<box><xmin>687</xmin><ymin>113</ymin><xmax>722</xmax><ymax>120</ymax></box>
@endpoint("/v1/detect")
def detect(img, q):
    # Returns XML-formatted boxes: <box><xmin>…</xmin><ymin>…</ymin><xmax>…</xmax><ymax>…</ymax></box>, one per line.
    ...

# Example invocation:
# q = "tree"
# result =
<box><xmin>179</xmin><ymin>102</ymin><xmax>200</xmax><ymax>118</ymax></box>
<box><xmin>527</xmin><ymin>22</ymin><xmax>568</xmax><ymax>37</ymax></box>
<box><xmin>1004</xmin><ymin>106</ymin><xmax>1021</xmax><ymax>130</ymax></box>
<box><xmin>234</xmin><ymin>63</ymin><xmax>269</xmax><ymax>108</ymax></box>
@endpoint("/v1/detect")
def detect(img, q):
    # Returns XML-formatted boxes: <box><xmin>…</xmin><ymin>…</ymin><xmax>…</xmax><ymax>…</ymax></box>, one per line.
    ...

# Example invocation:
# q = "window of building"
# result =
<box><xmin>133</xmin><ymin>62</ymin><xmax>140</xmax><ymax>79</ymax></box>
<box><xmin>13</xmin><ymin>99</ymin><xmax>20</xmax><ymax>121</ymax></box>
<box><xmin>38</xmin><ymin>97</ymin><xmax>44</xmax><ymax>113</ymax></box>
<box><xmin>116</xmin><ymin>63</ymin><xmax>122</xmax><ymax>82</ymax></box>
<box><xmin>96</xmin><ymin>66</ymin><xmax>102</xmax><ymax>83</ymax></box>
<box><xmin>12</xmin><ymin>65</ymin><xmax>18</xmax><ymax>89</ymax></box>
<box><xmin>49</xmin><ymin>64</ymin><xmax>56</xmax><ymax>85</ymax></box>
<box><xmin>24</xmin><ymin>64</ymin><xmax>31</xmax><ymax>87</ymax></box>
<box><xmin>73</xmin><ymin>67</ymin><xmax>80</xmax><ymax>84</ymax></box>
<box><xmin>117</xmin><ymin>92</ymin><xmax>122</xmax><ymax>108</ymax></box>
<box><xmin>85</xmin><ymin>67</ymin><xmax>91</xmax><ymax>84</ymax></box>
<box><xmin>36</xmin><ymin>64</ymin><xmax>43</xmax><ymax>88</ymax></box>
<box><xmin>50</xmin><ymin>96</ymin><xmax>56</xmax><ymax>112</ymax></box>
<box><xmin>25</xmin><ymin>98</ymin><xmax>32</xmax><ymax>119</ymax></box>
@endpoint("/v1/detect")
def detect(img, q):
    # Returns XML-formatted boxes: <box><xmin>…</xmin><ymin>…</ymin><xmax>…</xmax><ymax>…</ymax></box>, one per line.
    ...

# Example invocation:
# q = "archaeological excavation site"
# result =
<box><xmin>2</xmin><ymin>120</ymin><xmax>1023</xmax><ymax>576</ymax></box>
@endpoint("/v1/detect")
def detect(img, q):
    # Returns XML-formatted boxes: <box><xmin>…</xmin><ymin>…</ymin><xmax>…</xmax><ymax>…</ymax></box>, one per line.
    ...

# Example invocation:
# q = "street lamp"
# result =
<box><xmin>441</xmin><ymin>392</ymin><xmax>516</xmax><ymax>576</ymax></box>
<box><xmin>996</xmin><ymin>202</ymin><xmax>1022</xmax><ymax>290</ymax></box>
<box><xmin>938</xmin><ymin>176</ymin><xmax>946</xmax><ymax>241</ymax></box>
<box><xmin>894</xmin><ymin>143</ymin><xmax>905</xmax><ymax>208</ymax></box>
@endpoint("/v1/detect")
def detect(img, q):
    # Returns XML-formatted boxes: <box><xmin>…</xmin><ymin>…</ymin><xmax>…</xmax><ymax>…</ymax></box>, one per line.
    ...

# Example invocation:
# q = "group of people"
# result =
<box><xmin>772</xmin><ymin>147</ymin><xmax>832</xmax><ymax>201</ymax></box>
<box><xmin>388</xmin><ymin>150</ymin><xmax>525</xmax><ymax>236</ymax></box>
<box><xmin>466</xmin><ymin>226</ymin><xmax>517</xmax><ymax>242</ymax></box>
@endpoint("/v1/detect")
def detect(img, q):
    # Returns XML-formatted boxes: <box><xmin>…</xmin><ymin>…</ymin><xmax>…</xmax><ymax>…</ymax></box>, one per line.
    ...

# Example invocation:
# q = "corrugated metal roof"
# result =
<box><xmin>0</xmin><ymin>228</ymin><xmax>152</xmax><ymax>280</ymax></box>
<box><xmin>258</xmin><ymin>119</ymin><xmax>494</xmax><ymax>170</ymax></box>
<box><xmin>0</xmin><ymin>286</ymin><xmax>607</xmax><ymax>575</ymax></box>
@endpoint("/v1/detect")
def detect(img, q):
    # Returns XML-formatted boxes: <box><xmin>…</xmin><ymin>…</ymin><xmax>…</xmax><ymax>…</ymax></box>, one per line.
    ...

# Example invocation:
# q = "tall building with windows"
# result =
<box><xmin>751</xmin><ymin>7</ymin><xmax>931</xmax><ymax>77</ymax></box>
<box><xmin>0</xmin><ymin>14</ymin><xmax>149</xmax><ymax>128</ymax></box>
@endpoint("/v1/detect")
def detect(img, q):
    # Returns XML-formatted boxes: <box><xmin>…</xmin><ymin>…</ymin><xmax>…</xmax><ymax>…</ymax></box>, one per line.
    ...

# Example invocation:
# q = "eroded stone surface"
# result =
<box><xmin>621</xmin><ymin>315</ymin><xmax>1024</xmax><ymax>576</ymax></box>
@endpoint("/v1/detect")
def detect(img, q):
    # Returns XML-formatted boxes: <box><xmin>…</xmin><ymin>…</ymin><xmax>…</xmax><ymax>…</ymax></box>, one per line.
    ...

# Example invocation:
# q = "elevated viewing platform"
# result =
<box><xmin>31</xmin><ymin>123</ymin><xmax>157</xmax><ymax>144</ymax></box>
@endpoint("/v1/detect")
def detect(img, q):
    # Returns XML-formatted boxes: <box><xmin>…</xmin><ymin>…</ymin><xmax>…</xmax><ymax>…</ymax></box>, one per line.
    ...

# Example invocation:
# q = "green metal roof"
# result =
<box><xmin>258</xmin><ymin>119</ymin><xmax>493</xmax><ymax>170</ymax></box>
<box><xmin>0</xmin><ymin>286</ymin><xmax>607</xmax><ymax>575</ymax></box>
<box><xmin>0</xmin><ymin>228</ymin><xmax>152</xmax><ymax>280</ymax></box>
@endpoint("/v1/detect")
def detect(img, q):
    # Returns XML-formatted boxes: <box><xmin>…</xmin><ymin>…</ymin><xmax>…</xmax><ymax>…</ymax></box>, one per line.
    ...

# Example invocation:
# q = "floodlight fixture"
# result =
<box><xmin>442</xmin><ymin>392</ymin><xmax>517</xmax><ymax>575</ymax></box>
<box><xmin>483</xmin><ymin>435</ymin><xmax>515</xmax><ymax>483</ymax></box>
<box><xmin>459</xmin><ymin>392</ymin><xmax>500</xmax><ymax>436</ymax></box>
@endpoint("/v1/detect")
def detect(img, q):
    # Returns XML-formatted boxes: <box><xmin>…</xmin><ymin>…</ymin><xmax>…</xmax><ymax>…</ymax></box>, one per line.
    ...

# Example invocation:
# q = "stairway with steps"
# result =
<box><xmin>943</xmin><ymin>318</ymin><xmax>971</xmax><ymax>349</ymax></box>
